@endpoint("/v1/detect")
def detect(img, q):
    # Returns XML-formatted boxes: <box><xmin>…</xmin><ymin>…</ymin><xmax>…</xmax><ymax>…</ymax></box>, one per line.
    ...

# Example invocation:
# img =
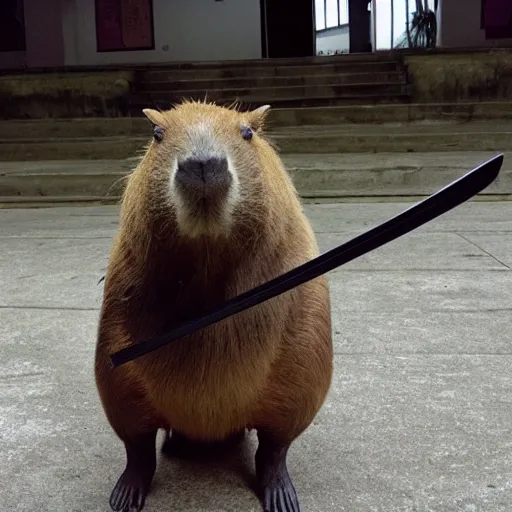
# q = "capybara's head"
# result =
<box><xmin>138</xmin><ymin>100</ymin><xmax>277</xmax><ymax>239</ymax></box>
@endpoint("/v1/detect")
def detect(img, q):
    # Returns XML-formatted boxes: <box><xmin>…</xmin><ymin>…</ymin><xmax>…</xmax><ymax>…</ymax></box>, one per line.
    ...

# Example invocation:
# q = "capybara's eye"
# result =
<box><xmin>153</xmin><ymin>126</ymin><xmax>164</xmax><ymax>143</ymax></box>
<box><xmin>241</xmin><ymin>125</ymin><xmax>253</xmax><ymax>141</ymax></box>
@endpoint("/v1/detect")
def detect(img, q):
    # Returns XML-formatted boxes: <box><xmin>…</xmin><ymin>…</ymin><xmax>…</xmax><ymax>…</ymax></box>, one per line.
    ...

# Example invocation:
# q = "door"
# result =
<box><xmin>260</xmin><ymin>0</ymin><xmax>315</xmax><ymax>58</ymax></box>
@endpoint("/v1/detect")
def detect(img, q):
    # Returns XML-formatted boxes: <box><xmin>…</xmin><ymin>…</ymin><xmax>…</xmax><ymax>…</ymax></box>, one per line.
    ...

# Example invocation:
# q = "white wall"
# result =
<box><xmin>0</xmin><ymin>51</ymin><xmax>26</xmax><ymax>70</ymax></box>
<box><xmin>63</xmin><ymin>0</ymin><xmax>262</xmax><ymax>66</ymax></box>
<box><xmin>316</xmin><ymin>26</ymin><xmax>349</xmax><ymax>55</ymax></box>
<box><xmin>439</xmin><ymin>0</ymin><xmax>512</xmax><ymax>48</ymax></box>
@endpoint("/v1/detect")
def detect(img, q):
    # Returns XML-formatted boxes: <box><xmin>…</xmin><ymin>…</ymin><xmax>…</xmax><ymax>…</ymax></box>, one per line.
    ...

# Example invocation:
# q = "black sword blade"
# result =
<box><xmin>111</xmin><ymin>153</ymin><xmax>504</xmax><ymax>367</ymax></box>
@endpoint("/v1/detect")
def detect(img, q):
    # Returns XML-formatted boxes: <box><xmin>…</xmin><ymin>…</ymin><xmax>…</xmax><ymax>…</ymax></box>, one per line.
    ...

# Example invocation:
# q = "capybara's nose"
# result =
<box><xmin>175</xmin><ymin>156</ymin><xmax>232</xmax><ymax>198</ymax></box>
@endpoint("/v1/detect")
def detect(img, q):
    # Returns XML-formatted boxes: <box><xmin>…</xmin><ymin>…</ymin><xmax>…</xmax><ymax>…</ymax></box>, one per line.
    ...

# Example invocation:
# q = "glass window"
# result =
<box><xmin>338</xmin><ymin>0</ymin><xmax>349</xmax><ymax>25</ymax></box>
<box><xmin>315</xmin><ymin>0</ymin><xmax>326</xmax><ymax>30</ymax></box>
<box><xmin>326</xmin><ymin>0</ymin><xmax>339</xmax><ymax>28</ymax></box>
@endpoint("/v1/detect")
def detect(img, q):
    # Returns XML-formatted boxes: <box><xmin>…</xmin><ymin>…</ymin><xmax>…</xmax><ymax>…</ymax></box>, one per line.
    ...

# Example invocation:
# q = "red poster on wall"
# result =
<box><xmin>95</xmin><ymin>0</ymin><xmax>154</xmax><ymax>52</ymax></box>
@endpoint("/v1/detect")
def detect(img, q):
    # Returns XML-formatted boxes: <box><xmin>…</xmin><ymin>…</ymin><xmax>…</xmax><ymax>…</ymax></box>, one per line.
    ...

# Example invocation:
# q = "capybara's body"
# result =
<box><xmin>95</xmin><ymin>101</ymin><xmax>333</xmax><ymax>512</ymax></box>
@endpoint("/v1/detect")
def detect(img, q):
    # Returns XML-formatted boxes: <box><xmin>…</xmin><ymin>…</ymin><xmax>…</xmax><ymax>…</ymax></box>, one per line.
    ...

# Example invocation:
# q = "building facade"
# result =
<box><xmin>0</xmin><ymin>0</ymin><xmax>511</xmax><ymax>72</ymax></box>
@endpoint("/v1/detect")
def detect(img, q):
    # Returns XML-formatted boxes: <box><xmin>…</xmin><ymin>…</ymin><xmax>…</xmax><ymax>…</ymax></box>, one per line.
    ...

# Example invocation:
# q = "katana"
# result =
<box><xmin>111</xmin><ymin>153</ymin><xmax>504</xmax><ymax>368</ymax></box>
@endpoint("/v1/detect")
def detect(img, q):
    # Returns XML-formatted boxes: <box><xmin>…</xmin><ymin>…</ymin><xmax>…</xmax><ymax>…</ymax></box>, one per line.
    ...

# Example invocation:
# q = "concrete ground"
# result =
<box><xmin>2</xmin><ymin>201</ymin><xmax>512</xmax><ymax>511</ymax></box>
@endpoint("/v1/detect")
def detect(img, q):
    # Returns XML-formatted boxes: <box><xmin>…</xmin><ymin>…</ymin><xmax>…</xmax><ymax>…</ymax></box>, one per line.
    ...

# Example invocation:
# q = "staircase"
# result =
<box><xmin>3</xmin><ymin>53</ymin><xmax>512</xmax><ymax>206</ymax></box>
<box><xmin>127</xmin><ymin>53</ymin><xmax>411</xmax><ymax>113</ymax></box>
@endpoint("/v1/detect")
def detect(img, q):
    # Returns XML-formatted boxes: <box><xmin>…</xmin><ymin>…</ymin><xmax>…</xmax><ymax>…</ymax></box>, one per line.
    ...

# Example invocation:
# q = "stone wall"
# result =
<box><xmin>0</xmin><ymin>70</ymin><xmax>134</xmax><ymax>118</ymax></box>
<box><xmin>404</xmin><ymin>49</ymin><xmax>512</xmax><ymax>102</ymax></box>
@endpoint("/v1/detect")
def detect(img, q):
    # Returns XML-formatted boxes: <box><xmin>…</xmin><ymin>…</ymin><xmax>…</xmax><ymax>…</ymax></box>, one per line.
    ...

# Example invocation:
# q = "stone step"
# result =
<box><xmin>286</xmin><ymin>151</ymin><xmax>511</xmax><ymax>198</ymax></box>
<box><xmin>134</xmin><ymin>51</ymin><xmax>399</xmax><ymax>70</ymax></box>
<box><xmin>139</xmin><ymin>82</ymin><xmax>409</xmax><ymax>103</ymax></box>
<box><xmin>1</xmin><ymin>103</ymin><xmax>511</xmax><ymax>140</ymax></box>
<box><xmin>0</xmin><ymin>137</ymin><xmax>148</xmax><ymax>161</ymax></box>
<box><xmin>266</xmin><ymin>101</ymin><xmax>512</xmax><ymax>127</ymax></box>
<box><xmin>130</xmin><ymin>92</ymin><xmax>411</xmax><ymax>112</ymax></box>
<box><xmin>1</xmin><ymin>121</ymin><xmax>512</xmax><ymax>161</ymax></box>
<box><xmin>139</xmin><ymin>71</ymin><xmax>407</xmax><ymax>92</ymax></box>
<box><xmin>0</xmin><ymin>119</ymin><xmax>150</xmax><ymax>140</ymax></box>
<box><xmin>0</xmin><ymin>196</ymin><xmax>120</xmax><ymax>207</ymax></box>
<box><xmin>267</xmin><ymin>122</ymin><xmax>512</xmax><ymax>153</ymax></box>
<box><xmin>0</xmin><ymin>152</ymin><xmax>509</xmax><ymax>203</ymax></box>
<box><xmin>140</xmin><ymin>61</ymin><xmax>403</xmax><ymax>81</ymax></box>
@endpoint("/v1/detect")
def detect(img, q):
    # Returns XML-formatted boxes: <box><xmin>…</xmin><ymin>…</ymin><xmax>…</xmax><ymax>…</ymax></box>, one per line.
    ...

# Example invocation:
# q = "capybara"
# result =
<box><xmin>95</xmin><ymin>100</ymin><xmax>333</xmax><ymax>512</ymax></box>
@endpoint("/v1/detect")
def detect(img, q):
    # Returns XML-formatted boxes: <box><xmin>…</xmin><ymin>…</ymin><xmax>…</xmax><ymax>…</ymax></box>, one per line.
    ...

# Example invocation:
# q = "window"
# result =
<box><xmin>315</xmin><ymin>0</ymin><xmax>326</xmax><ymax>30</ymax></box>
<box><xmin>315</xmin><ymin>0</ymin><xmax>349</xmax><ymax>31</ymax></box>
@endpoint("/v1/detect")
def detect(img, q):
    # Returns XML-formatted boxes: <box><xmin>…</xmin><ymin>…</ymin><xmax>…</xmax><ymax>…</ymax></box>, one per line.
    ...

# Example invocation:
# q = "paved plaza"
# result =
<box><xmin>1</xmin><ymin>201</ymin><xmax>512</xmax><ymax>511</ymax></box>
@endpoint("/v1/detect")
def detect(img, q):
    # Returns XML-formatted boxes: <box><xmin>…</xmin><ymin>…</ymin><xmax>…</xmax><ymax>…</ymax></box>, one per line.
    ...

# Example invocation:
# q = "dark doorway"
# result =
<box><xmin>0</xmin><ymin>0</ymin><xmax>26</xmax><ymax>52</ymax></box>
<box><xmin>260</xmin><ymin>0</ymin><xmax>315</xmax><ymax>58</ymax></box>
<box><xmin>348</xmin><ymin>0</ymin><xmax>372</xmax><ymax>53</ymax></box>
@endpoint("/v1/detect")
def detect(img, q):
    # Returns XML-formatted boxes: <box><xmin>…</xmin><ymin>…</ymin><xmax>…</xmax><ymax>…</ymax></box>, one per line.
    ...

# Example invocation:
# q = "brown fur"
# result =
<box><xmin>95</xmin><ymin>100</ymin><xmax>333</xmax><ymax>458</ymax></box>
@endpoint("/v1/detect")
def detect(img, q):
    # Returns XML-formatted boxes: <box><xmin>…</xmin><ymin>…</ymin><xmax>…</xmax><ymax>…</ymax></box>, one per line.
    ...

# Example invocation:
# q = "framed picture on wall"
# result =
<box><xmin>95</xmin><ymin>0</ymin><xmax>155</xmax><ymax>52</ymax></box>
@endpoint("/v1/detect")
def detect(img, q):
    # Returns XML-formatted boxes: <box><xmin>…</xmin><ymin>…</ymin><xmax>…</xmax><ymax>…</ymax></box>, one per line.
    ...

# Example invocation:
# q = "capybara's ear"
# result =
<box><xmin>142</xmin><ymin>108</ymin><xmax>167</xmax><ymax>127</ymax></box>
<box><xmin>248</xmin><ymin>104</ymin><xmax>271</xmax><ymax>132</ymax></box>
